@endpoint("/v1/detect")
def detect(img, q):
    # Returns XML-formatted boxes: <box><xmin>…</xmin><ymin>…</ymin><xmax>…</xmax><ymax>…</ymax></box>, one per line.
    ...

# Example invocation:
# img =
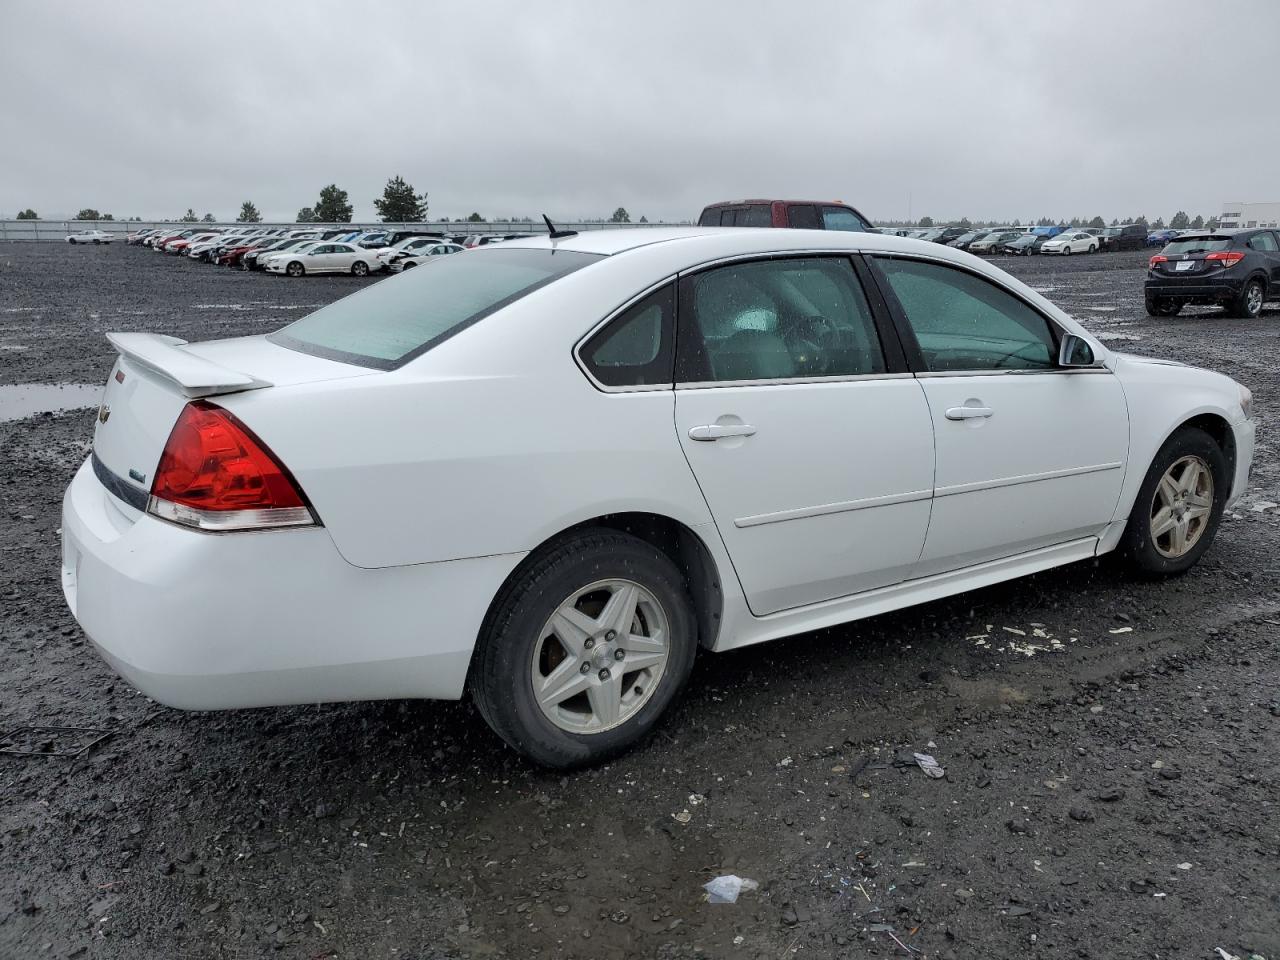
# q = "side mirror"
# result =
<box><xmin>1059</xmin><ymin>333</ymin><xmax>1099</xmax><ymax>368</ymax></box>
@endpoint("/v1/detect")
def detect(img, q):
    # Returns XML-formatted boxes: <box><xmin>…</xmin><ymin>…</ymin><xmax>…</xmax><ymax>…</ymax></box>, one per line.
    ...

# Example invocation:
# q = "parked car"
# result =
<box><xmin>947</xmin><ymin>231</ymin><xmax>984</xmax><ymax>251</ymax></box>
<box><xmin>389</xmin><ymin>242</ymin><xmax>465</xmax><ymax>272</ymax></box>
<box><xmin>1145</xmin><ymin>229</ymin><xmax>1280</xmax><ymax>318</ymax></box>
<box><xmin>243</xmin><ymin>238</ymin><xmax>315</xmax><ymax>271</ymax></box>
<box><xmin>371</xmin><ymin>234</ymin><xmax>449</xmax><ymax>265</ymax></box>
<box><xmin>1099</xmin><ymin>224</ymin><xmax>1148</xmax><ymax>252</ymax></box>
<box><xmin>218</xmin><ymin>238</ymin><xmax>279</xmax><ymax>268</ymax></box>
<box><xmin>932</xmin><ymin>227</ymin><xmax>969</xmax><ymax>245</ymax></box>
<box><xmin>1000</xmin><ymin>234</ymin><xmax>1049</xmax><ymax>256</ymax></box>
<box><xmin>1040</xmin><ymin>231</ymin><xmax>1098</xmax><ymax>255</ymax></box>
<box><xmin>126</xmin><ymin>228</ymin><xmax>158</xmax><ymax>245</ymax></box>
<box><xmin>65</xmin><ymin>228</ymin><xmax>1254</xmax><ymax>767</ymax></box>
<box><xmin>968</xmin><ymin>230</ymin><xmax>1023</xmax><ymax>254</ymax></box>
<box><xmin>66</xmin><ymin>229</ymin><xmax>115</xmax><ymax>244</ymax></box>
<box><xmin>1147</xmin><ymin>229</ymin><xmax>1179</xmax><ymax>248</ymax></box>
<box><xmin>697</xmin><ymin>199</ymin><xmax>873</xmax><ymax>232</ymax></box>
<box><xmin>264</xmin><ymin>241</ymin><xmax>379</xmax><ymax>277</ymax></box>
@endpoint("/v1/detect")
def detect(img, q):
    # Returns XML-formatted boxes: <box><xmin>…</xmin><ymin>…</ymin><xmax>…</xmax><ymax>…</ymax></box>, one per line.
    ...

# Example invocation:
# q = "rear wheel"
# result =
<box><xmin>351</xmin><ymin>260</ymin><xmax>369</xmax><ymax>277</ymax></box>
<box><xmin>471</xmin><ymin>529</ymin><xmax>698</xmax><ymax>768</ymax></box>
<box><xmin>1121</xmin><ymin>427</ymin><xmax>1226</xmax><ymax>575</ymax></box>
<box><xmin>1233</xmin><ymin>279</ymin><xmax>1265</xmax><ymax>319</ymax></box>
<box><xmin>69</xmin><ymin>239</ymin><xmax>77</xmax><ymax>245</ymax></box>
<box><xmin>1063</xmin><ymin>246</ymin><xmax>1072</xmax><ymax>256</ymax></box>
<box><xmin>286</xmin><ymin>261</ymin><xmax>304</xmax><ymax>278</ymax></box>
<box><xmin>1087</xmin><ymin>244</ymin><xmax>1097</xmax><ymax>253</ymax></box>
<box><xmin>402</xmin><ymin>260</ymin><xmax>417</xmax><ymax>270</ymax></box>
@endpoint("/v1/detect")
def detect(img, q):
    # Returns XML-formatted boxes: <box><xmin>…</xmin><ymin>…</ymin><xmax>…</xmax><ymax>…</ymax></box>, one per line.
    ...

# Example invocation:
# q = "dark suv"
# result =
<box><xmin>698</xmin><ymin>199</ymin><xmax>872</xmax><ymax>232</ymax></box>
<box><xmin>1100</xmin><ymin>223</ymin><xmax>1148</xmax><ymax>252</ymax></box>
<box><xmin>1145</xmin><ymin>229</ymin><xmax>1280</xmax><ymax>318</ymax></box>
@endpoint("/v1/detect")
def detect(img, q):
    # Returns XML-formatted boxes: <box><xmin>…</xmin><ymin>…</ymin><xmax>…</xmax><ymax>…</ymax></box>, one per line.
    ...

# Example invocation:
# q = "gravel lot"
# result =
<box><xmin>2</xmin><ymin>242</ymin><xmax>1278</xmax><ymax>960</ymax></box>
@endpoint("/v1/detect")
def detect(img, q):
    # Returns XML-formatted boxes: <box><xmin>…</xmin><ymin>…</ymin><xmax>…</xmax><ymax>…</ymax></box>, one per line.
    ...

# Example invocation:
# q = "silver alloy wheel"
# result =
<box><xmin>1246</xmin><ymin>282</ymin><xmax>1264</xmax><ymax>316</ymax></box>
<box><xmin>531</xmin><ymin>578</ymin><xmax>670</xmax><ymax>734</ymax></box>
<box><xmin>1149</xmin><ymin>454</ymin><xmax>1214</xmax><ymax>558</ymax></box>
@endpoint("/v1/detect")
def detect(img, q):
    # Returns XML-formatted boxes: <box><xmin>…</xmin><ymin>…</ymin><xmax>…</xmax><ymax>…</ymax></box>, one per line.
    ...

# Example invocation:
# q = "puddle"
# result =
<box><xmin>1094</xmin><ymin>331</ymin><xmax>1143</xmax><ymax>342</ymax></box>
<box><xmin>0</xmin><ymin>383</ymin><xmax>102</xmax><ymax>422</ymax></box>
<box><xmin>1085</xmin><ymin>306</ymin><xmax>1118</xmax><ymax>312</ymax></box>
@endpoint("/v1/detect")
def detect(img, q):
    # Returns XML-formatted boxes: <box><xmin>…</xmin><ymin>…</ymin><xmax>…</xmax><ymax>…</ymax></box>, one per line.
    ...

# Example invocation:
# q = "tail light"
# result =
<box><xmin>148</xmin><ymin>401</ymin><xmax>317</xmax><ymax>532</ymax></box>
<box><xmin>1205</xmin><ymin>251</ymin><xmax>1245</xmax><ymax>268</ymax></box>
<box><xmin>1149</xmin><ymin>255</ymin><xmax>1168</xmax><ymax>268</ymax></box>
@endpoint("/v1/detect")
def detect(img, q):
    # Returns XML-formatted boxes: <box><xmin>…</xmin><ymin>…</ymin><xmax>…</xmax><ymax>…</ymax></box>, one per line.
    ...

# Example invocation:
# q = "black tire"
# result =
<box><xmin>240</xmin><ymin>259</ymin><xmax>251</xmax><ymax>271</ymax></box>
<box><xmin>1063</xmin><ymin>246</ymin><xmax>1072</xmax><ymax>256</ymax></box>
<box><xmin>1233</xmin><ymin>278</ymin><xmax>1265</xmax><ymax>319</ymax></box>
<box><xmin>402</xmin><ymin>260</ymin><xmax>417</xmax><ymax>270</ymax></box>
<box><xmin>1120</xmin><ymin>426</ymin><xmax>1227</xmax><ymax>576</ymax></box>
<box><xmin>286</xmin><ymin>261</ymin><xmax>304</xmax><ymax>278</ymax></box>
<box><xmin>69</xmin><ymin>239</ymin><xmax>77</xmax><ymax>245</ymax></box>
<box><xmin>351</xmin><ymin>260</ymin><xmax>369</xmax><ymax>277</ymax></box>
<box><xmin>1146</xmin><ymin>296</ymin><xmax>1182</xmax><ymax>317</ymax></box>
<box><xmin>1087</xmin><ymin>244</ymin><xmax>1096</xmax><ymax>253</ymax></box>
<box><xmin>471</xmin><ymin>528</ymin><xmax>698</xmax><ymax>768</ymax></box>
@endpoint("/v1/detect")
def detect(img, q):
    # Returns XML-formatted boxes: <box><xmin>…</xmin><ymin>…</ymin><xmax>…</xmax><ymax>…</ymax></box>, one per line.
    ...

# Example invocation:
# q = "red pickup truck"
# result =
<box><xmin>697</xmin><ymin>199</ymin><xmax>873</xmax><ymax>232</ymax></box>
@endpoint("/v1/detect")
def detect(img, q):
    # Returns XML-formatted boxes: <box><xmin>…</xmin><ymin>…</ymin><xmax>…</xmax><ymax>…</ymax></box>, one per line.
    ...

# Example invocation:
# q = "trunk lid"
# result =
<box><xmin>92</xmin><ymin>332</ymin><xmax>374</xmax><ymax>507</ymax></box>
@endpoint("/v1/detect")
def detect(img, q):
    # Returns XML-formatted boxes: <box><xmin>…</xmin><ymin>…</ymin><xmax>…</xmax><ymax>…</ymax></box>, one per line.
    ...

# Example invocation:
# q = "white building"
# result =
<box><xmin>1219</xmin><ymin>202</ymin><xmax>1280</xmax><ymax>229</ymax></box>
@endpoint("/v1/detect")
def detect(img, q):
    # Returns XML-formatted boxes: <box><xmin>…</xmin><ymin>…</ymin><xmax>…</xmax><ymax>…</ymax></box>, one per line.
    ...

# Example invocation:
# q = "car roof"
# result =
<box><xmin>703</xmin><ymin>199</ymin><xmax>847</xmax><ymax>207</ymax></box>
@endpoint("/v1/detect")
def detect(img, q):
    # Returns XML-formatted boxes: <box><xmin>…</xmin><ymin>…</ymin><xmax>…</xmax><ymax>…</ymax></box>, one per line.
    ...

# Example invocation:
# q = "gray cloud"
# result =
<box><xmin>3</xmin><ymin>0</ymin><xmax>1277</xmax><ymax>224</ymax></box>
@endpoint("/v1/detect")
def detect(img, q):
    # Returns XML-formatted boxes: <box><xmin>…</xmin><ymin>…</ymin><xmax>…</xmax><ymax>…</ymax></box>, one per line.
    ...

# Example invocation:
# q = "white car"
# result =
<box><xmin>373</xmin><ymin>235</ymin><xmax>449</xmax><ymax>264</ymax></box>
<box><xmin>66</xmin><ymin>229</ymin><xmax>114</xmax><ymax>244</ymax></box>
<box><xmin>1041</xmin><ymin>231</ymin><xmax>1099</xmax><ymax>255</ymax></box>
<box><xmin>62</xmin><ymin>228</ymin><xmax>1255</xmax><ymax>768</ymax></box>
<box><xmin>264</xmin><ymin>241</ymin><xmax>380</xmax><ymax>277</ymax></box>
<box><xmin>389</xmin><ymin>242</ymin><xmax>464</xmax><ymax>272</ymax></box>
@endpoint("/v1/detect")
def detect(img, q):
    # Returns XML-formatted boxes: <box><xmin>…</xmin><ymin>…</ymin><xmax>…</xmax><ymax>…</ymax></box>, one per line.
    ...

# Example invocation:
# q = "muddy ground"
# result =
<box><xmin>1</xmin><ymin>242</ymin><xmax>1278</xmax><ymax>960</ymax></box>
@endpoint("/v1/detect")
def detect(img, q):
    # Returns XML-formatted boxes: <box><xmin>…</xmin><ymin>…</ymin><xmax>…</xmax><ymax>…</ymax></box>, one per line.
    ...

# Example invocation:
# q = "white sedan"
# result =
<box><xmin>389</xmin><ymin>242</ymin><xmax>464</xmax><ymax>272</ymax></box>
<box><xmin>1040</xmin><ymin>231</ymin><xmax>1098</xmax><ymax>255</ymax></box>
<box><xmin>263</xmin><ymin>242</ymin><xmax>379</xmax><ymax>277</ymax></box>
<box><xmin>62</xmin><ymin>228</ymin><xmax>1255</xmax><ymax>767</ymax></box>
<box><xmin>66</xmin><ymin>229</ymin><xmax>114</xmax><ymax>244</ymax></box>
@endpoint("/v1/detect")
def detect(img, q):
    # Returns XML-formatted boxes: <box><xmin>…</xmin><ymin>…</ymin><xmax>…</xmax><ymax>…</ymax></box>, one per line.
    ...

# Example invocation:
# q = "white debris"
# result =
<box><xmin>704</xmin><ymin>875</ymin><xmax>758</xmax><ymax>904</ymax></box>
<box><xmin>913</xmin><ymin>753</ymin><xmax>945</xmax><ymax>779</ymax></box>
<box><xmin>1109</xmin><ymin>627</ymin><xmax>1133</xmax><ymax>635</ymax></box>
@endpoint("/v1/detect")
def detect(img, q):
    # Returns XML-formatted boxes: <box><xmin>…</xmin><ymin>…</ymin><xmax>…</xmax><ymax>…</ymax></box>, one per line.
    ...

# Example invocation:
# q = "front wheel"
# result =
<box><xmin>69</xmin><ymin>239</ymin><xmax>77</xmax><ymax>245</ymax></box>
<box><xmin>1063</xmin><ymin>246</ymin><xmax>1072</xmax><ymax>256</ymax></box>
<box><xmin>1121</xmin><ymin>427</ymin><xmax>1227</xmax><ymax>575</ymax></box>
<box><xmin>1087</xmin><ymin>244</ymin><xmax>1096</xmax><ymax>253</ymax></box>
<box><xmin>286</xmin><ymin>261</ymin><xmax>304</xmax><ymax>278</ymax></box>
<box><xmin>471</xmin><ymin>529</ymin><xmax>698</xmax><ymax>768</ymax></box>
<box><xmin>351</xmin><ymin>260</ymin><xmax>369</xmax><ymax>277</ymax></box>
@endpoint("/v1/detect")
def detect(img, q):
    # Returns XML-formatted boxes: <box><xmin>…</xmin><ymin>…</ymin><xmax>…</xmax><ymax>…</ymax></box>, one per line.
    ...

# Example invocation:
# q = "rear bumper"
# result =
<box><xmin>1144</xmin><ymin>277</ymin><xmax>1242</xmax><ymax>301</ymax></box>
<box><xmin>60</xmin><ymin>459</ymin><xmax>524</xmax><ymax>709</ymax></box>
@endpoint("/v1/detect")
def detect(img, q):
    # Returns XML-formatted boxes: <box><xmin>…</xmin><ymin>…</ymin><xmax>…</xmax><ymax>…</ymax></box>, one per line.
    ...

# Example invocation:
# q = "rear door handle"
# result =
<box><xmin>689</xmin><ymin>423</ymin><xmax>757</xmax><ymax>441</ymax></box>
<box><xmin>945</xmin><ymin>406</ymin><xmax>994</xmax><ymax>421</ymax></box>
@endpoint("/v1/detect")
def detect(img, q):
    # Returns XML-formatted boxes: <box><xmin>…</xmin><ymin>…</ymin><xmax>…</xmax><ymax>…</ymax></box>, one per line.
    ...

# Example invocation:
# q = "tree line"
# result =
<box><xmin>887</xmin><ymin>211</ymin><xmax>1218</xmax><ymax>231</ymax></box>
<box><xmin>14</xmin><ymin>182</ymin><xmax>650</xmax><ymax>225</ymax></box>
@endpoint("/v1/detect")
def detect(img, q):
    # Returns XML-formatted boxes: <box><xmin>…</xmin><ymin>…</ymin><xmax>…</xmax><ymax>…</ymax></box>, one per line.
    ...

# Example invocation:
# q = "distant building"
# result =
<box><xmin>1219</xmin><ymin>202</ymin><xmax>1280</xmax><ymax>229</ymax></box>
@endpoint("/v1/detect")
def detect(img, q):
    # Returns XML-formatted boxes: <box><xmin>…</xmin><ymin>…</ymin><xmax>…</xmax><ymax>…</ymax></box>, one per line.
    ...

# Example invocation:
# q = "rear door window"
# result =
<box><xmin>1248</xmin><ymin>232</ymin><xmax>1278</xmax><ymax>252</ymax></box>
<box><xmin>787</xmin><ymin>205</ymin><xmax>821</xmax><ymax>229</ymax></box>
<box><xmin>271</xmin><ymin>248</ymin><xmax>602</xmax><ymax>369</ymax></box>
<box><xmin>743</xmin><ymin>205</ymin><xmax>772</xmax><ymax>227</ymax></box>
<box><xmin>677</xmin><ymin>257</ymin><xmax>886</xmax><ymax>383</ymax></box>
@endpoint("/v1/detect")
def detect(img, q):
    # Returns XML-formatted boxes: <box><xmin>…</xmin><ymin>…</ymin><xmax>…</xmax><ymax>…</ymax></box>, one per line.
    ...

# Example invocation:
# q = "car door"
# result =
<box><xmin>1246</xmin><ymin>231</ymin><xmax>1280</xmax><ymax>288</ymax></box>
<box><xmin>672</xmin><ymin>255</ymin><xmax>935</xmax><ymax>616</ymax></box>
<box><xmin>308</xmin><ymin>244</ymin><xmax>337</xmax><ymax>272</ymax></box>
<box><xmin>329</xmin><ymin>243</ymin><xmax>357</xmax><ymax>272</ymax></box>
<box><xmin>868</xmin><ymin>255</ymin><xmax>1128</xmax><ymax>576</ymax></box>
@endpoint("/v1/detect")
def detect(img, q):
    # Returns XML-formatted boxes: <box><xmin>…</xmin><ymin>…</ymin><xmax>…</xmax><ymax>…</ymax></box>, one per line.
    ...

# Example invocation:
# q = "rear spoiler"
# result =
<box><xmin>106</xmin><ymin>332</ymin><xmax>273</xmax><ymax>398</ymax></box>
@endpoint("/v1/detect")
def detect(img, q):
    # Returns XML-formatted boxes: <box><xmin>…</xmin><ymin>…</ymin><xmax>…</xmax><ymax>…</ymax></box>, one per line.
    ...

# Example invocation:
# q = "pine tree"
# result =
<box><xmin>236</xmin><ymin>201</ymin><xmax>262</xmax><ymax>223</ymax></box>
<box><xmin>296</xmin><ymin>207</ymin><xmax>316</xmax><ymax>223</ymax></box>
<box><xmin>313</xmin><ymin>185</ymin><xmax>353</xmax><ymax>223</ymax></box>
<box><xmin>1191</xmin><ymin>214</ymin><xmax>1204</xmax><ymax>229</ymax></box>
<box><xmin>16</xmin><ymin>209</ymin><xmax>38</xmax><ymax>219</ymax></box>
<box><xmin>1088</xmin><ymin>216</ymin><xmax>1105</xmax><ymax>229</ymax></box>
<box><xmin>916</xmin><ymin>215</ymin><xmax>933</xmax><ymax>228</ymax></box>
<box><xmin>466</xmin><ymin>212</ymin><xmax>484</xmax><ymax>223</ymax></box>
<box><xmin>610</xmin><ymin>207</ymin><xmax>631</xmax><ymax>223</ymax></box>
<box><xmin>1169</xmin><ymin>211</ymin><xmax>1190</xmax><ymax>229</ymax></box>
<box><xmin>75</xmin><ymin>208</ymin><xmax>101</xmax><ymax>221</ymax></box>
<box><xmin>373</xmin><ymin>176</ymin><xmax>427</xmax><ymax>222</ymax></box>
<box><xmin>180</xmin><ymin>208</ymin><xmax>199</xmax><ymax>222</ymax></box>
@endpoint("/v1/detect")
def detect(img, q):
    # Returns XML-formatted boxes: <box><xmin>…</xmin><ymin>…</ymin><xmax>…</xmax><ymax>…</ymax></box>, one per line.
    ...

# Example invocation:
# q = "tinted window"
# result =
<box><xmin>1164</xmin><ymin>237</ymin><xmax>1230</xmax><ymax>255</ymax></box>
<box><xmin>875</xmin><ymin>258</ymin><xmax>1056</xmax><ymax>372</ymax></box>
<box><xmin>822</xmin><ymin>206</ymin><xmax>871</xmax><ymax>232</ymax></box>
<box><xmin>579</xmin><ymin>284</ymin><xmax>674</xmax><ymax>388</ymax></box>
<box><xmin>697</xmin><ymin>208</ymin><xmax>720</xmax><ymax>227</ymax></box>
<box><xmin>271</xmin><ymin>248</ymin><xmax>602</xmax><ymax>369</ymax></box>
<box><xmin>677</xmin><ymin>258</ymin><xmax>885</xmax><ymax>383</ymax></box>
<box><xmin>788</xmin><ymin>205</ymin><xmax>821</xmax><ymax>229</ymax></box>
<box><xmin>743</xmin><ymin>204</ymin><xmax>772</xmax><ymax>227</ymax></box>
<box><xmin>1249</xmin><ymin>232</ymin><xmax>1278</xmax><ymax>252</ymax></box>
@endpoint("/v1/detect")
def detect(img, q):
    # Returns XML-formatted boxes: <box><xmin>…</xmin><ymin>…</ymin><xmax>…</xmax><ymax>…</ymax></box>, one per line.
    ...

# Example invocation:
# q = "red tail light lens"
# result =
<box><xmin>1205</xmin><ymin>251</ymin><xmax>1245</xmax><ymax>268</ymax></box>
<box><xmin>1149</xmin><ymin>255</ymin><xmax>1168</xmax><ymax>268</ymax></box>
<box><xmin>148</xmin><ymin>401</ymin><xmax>316</xmax><ymax>531</ymax></box>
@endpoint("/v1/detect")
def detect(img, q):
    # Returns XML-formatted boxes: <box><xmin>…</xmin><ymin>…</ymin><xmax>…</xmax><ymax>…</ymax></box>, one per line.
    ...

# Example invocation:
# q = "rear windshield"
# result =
<box><xmin>270</xmin><ymin>248</ymin><xmax>603</xmax><ymax>369</ymax></box>
<box><xmin>1163</xmin><ymin>237</ymin><xmax>1230</xmax><ymax>255</ymax></box>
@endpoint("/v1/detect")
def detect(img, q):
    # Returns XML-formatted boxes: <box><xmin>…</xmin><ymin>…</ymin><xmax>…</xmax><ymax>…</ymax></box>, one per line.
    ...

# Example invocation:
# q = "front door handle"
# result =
<box><xmin>689</xmin><ymin>423</ymin><xmax>757</xmax><ymax>441</ymax></box>
<box><xmin>945</xmin><ymin>405</ymin><xmax>994</xmax><ymax>421</ymax></box>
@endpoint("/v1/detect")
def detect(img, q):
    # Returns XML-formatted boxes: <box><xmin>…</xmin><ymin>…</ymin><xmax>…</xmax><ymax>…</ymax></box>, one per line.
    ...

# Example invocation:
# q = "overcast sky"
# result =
<box><xmin>3</xmin><ymin>1</ymin><xmax>1278</xmax><ymax>224</ymax></box>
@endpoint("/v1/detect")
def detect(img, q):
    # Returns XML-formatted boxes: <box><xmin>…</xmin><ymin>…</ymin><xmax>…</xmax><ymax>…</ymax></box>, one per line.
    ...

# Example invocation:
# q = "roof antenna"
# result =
<box><xmin>542</xmin><ymin>214</ymin><xmax>578</xmax><ymax>240</ymax></box>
